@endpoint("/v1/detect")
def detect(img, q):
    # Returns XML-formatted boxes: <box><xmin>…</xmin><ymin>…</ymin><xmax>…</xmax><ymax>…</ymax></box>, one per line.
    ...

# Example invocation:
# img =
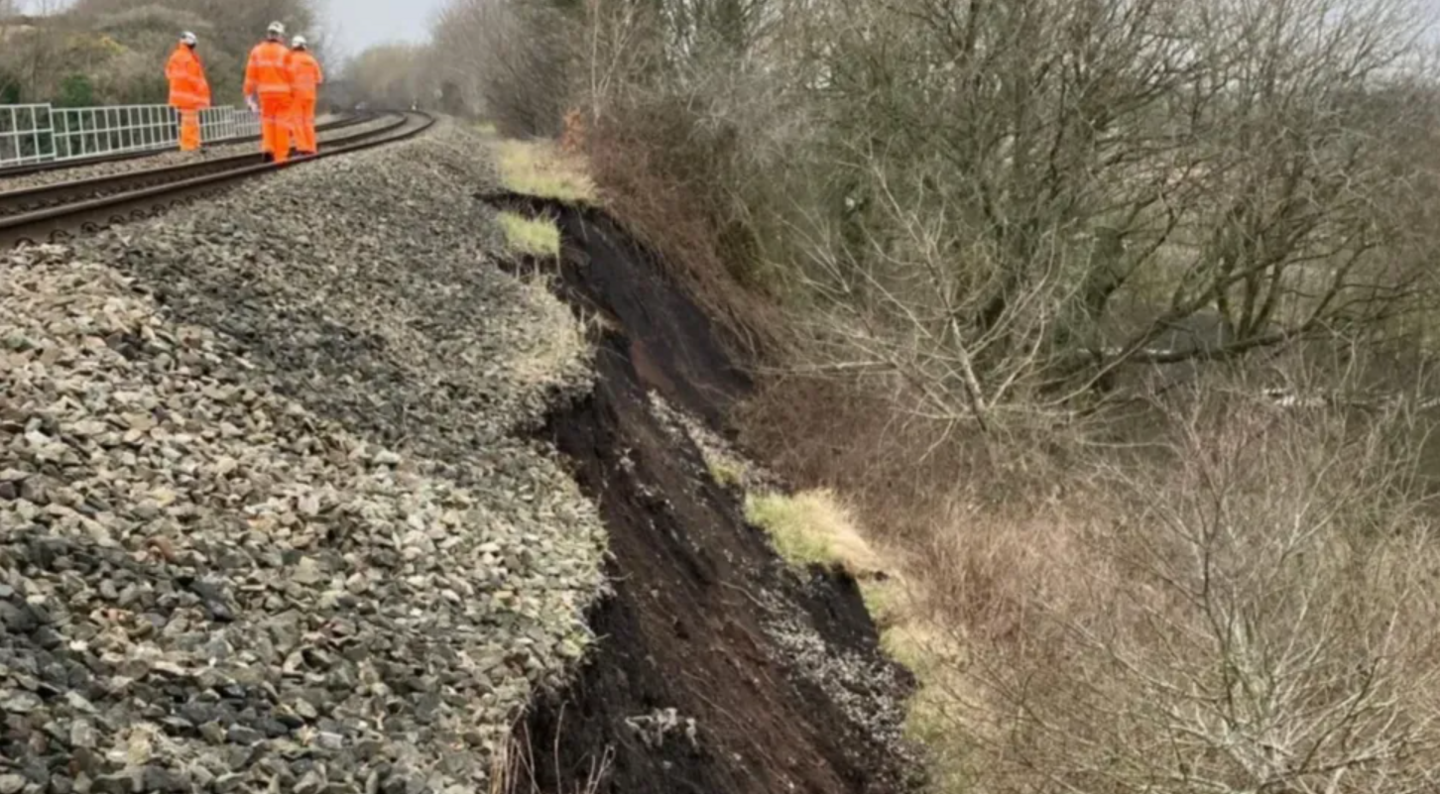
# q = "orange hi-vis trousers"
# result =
<box><xmin>258</xmin><ymin>93</ymin><xmax>292</xmax><ymax>163</ymax></box>
<box><xmin>292</xmin><ymin>96</ymin><xmax>317</xmax><ymax>154</ymax></box>
<box><xmin>178</xmin><ymin>111</ymin><xmax>201</xmax><ymax>152</ymax></box>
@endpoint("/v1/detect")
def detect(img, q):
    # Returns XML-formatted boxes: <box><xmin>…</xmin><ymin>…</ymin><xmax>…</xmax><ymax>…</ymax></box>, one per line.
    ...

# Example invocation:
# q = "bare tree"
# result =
<box><xmin>773</xmin><ymin>0</ymin><xmax>1440</xmax><ymax>432</ymax></box>
<box><xmin>343</xmin><ymin>43</ymin><xmax>434</xmax><ymax>109</ymax></box>
<box><xmin>931</xmin><ymin>388</ymin><xmax>1440</xmax><ymax>794</ymax></box>
<box><xmin>432</xmin><ymin>0</ymin><xmax>577</xmax><ymax>135</ymax></box>
<box><xmin>0</xmin><ymin>0</ymin><xmax>23</xmax><ymax>100</ymax></box>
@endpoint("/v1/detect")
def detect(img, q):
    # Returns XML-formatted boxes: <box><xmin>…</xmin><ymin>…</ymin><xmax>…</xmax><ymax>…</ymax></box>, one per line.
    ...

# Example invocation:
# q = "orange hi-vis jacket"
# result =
<box><xmin>165</xmin><ymin>45</ymin><xmax>211</xmax><ymax>110</ymax></box>
<box><xmin>286</xmin><ymin>50</ymin><xmax>323</xmax><ymax>99</ymax></box>
<box><xmin>244</xmin><ymin>40</ymin><xmax>293</xmax><ymax>97</ymax></box>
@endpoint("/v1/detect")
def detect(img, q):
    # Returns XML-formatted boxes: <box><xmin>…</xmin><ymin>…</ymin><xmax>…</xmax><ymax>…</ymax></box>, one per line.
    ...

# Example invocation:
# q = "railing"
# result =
<box><xmin>0</xmin><ymin>105</ymin><xmax>53</xmax><ymax>167</ymax></box>
<box><xmin>0</xmin><ymin>103</ymin><xmax>260</xmax><ymax>169</ymax></box>
<box><xmin>50</xmin><ymin>105</ymin><xmax>180</xmax><ymax>160</ymax></box>
<box><xmin>199</xmin><ymin>106</ymin><xmax>261</xmax><ymax>142</ymax></box>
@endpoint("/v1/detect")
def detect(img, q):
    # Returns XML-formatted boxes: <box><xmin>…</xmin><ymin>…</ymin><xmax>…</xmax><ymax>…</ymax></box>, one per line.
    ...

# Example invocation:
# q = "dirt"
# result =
<box><xmin>478</xmin><ymin>191</ymin><xmax>920</xmax><ymax>794</ymax></box>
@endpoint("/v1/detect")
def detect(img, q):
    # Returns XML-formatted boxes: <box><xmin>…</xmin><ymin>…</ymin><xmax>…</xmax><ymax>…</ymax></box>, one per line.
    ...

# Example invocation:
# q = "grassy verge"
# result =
<box><xmin>741</xmin><ymin>484</ymin><xmax>1003</xmax><ymax>791</ymax></box>
<box><xmin>491</xmin><ymin>139</ymin><xmax>598</xmax><ymax>205</ymax></box>
<box><xmin>487</xmin><ymin>136</ymin><xmax>599</xmax><ymax>259</ymax></box>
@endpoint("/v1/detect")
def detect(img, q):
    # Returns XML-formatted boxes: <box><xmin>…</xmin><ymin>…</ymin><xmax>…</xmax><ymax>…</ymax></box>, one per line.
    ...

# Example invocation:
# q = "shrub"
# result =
<box><xmin>56</xmin><ymin>73</ymin><xmax>94</xmax><ymax>106</ymax></box>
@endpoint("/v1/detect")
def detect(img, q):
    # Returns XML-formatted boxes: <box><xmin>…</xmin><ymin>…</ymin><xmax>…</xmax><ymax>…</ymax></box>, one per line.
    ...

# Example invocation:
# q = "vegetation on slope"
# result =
<box><xmin>491</xmin><ymin>138</ymin><xmax>596</xmax><ymax>205</ymax></box>
<box><xmin>497</xmin><ymin>211</ymin><xmax>561</xmax><ymax>258</ymax></box>
<box><xmin>433</xmin><ymin>0</ymin><xmax>1440</xmax><ymax>788</ymax></box>
<box><xmin>0</xmin><ymin>0</ymin><xmax>325</xmax><ymax>106</ymax></box>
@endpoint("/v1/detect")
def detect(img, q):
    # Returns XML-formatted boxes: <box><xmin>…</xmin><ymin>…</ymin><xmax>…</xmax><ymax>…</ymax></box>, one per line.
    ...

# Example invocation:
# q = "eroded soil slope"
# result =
<box><xmin>482</xmin><ymin>195</ymin><xmax>920</xmax><ymax>794</ymax></box>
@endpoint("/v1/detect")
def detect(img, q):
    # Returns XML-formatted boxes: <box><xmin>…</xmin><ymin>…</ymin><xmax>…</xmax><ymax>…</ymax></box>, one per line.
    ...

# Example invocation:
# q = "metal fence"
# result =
<box><xmin>200</xmin><ymin>106</ymin><xmax>261</xmax><ymax>142</ymax></box>
<box><xmin>0</xmin><ymin>105</ymin><xmax>53</xmax><ymax>167</ymax></box>
<box><xmin>51</xmin><ymin>105</ymin><xmax>179</xmax><ymax>160</ymax></box>
<box><xmin>0</xmin><ymin>103</ymin><xmax>260</xmax><ymax>169</ymax></box>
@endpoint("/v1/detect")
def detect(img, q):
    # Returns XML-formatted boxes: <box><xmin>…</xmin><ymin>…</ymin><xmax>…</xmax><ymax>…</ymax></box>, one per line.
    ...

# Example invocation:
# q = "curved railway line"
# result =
<box><xmin>0</xmin><ymin>111</ymin><xmax>434</xmax><ymax>249</ymax></box>
<box><xmin>0</xmin><ymin>112</ymin><xmax>372</xmax><ymax>181</ymax></box>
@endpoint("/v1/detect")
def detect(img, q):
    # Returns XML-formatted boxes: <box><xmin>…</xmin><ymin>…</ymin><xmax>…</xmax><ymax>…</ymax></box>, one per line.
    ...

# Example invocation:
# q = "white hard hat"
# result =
<box><xmin>291</xmin><ymin>35</ymin><xmax>307</xmax><ymax>49</ymax></box>
<box><xmin>267</xmin><ymin>21</ymin><xmax>286</xmax><ymax>37</ymax></box>
<box><xmin>180</xmin><ymin>31</ymin><xmax>198</xmax><ymax>46</ymax></box>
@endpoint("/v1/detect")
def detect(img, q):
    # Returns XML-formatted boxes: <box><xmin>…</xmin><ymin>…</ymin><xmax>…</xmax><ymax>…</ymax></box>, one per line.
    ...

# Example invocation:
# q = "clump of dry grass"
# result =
<box><xmin>492</xmin><ymin>139</ymin><xmax>598</xmax><ymax>204</ymax></box>
<box><xmin>736</xmin><ymin>474</ymin><xmax>988</xmax><ymax>789</ymax></box>
<box><xmin>744</xmin><ymin>488</ymin><xmax>885</xmax><ymax>577</ymax></box>
<box><xmin>489</xmin><ymin>720</ymin><xmax>613</xmax><ymax>794</ymax></box>
<box><xmin>707</xmin><ymin>456</ymin><xmax>746</xmax><ymax>489</ymax></box>
<box><xmin>497</xmin><ymin>211</ymin><xmax>561</xmax><ymax>258</ymax></box>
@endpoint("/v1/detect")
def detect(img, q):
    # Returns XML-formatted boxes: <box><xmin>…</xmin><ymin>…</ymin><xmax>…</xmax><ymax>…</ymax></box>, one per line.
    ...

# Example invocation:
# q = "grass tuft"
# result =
<box><xmin>498</xmin><ymin>212</ymin><xmax>561</xmax><ymax>259</ymax></box>
<box><xmin>744</xmin><ymin>489</ymin><xmax>882</xmax><ymax>576</ymax></box>
<box><xmin>708</xmin><ymin>458</ymin><xmax>746</xmax><ymax>489</ymax></box>
<box><xmin>492</xmin><ymin>139</ymin><xmax>598</xmax><ymax>204</ymax></box>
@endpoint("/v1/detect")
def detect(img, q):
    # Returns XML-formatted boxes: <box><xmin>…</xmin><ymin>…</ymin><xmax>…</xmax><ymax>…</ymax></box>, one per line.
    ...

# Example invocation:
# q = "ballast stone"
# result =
<box><xmin>1</xmin><ymin>122</ymin><xmax>604</xmax><ymax>793</ymax></box>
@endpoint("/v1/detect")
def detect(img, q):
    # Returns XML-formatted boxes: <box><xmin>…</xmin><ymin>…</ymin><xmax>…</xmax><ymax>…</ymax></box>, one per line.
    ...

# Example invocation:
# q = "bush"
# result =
<box><xmin>56</xmin><ymin>73</ymin><xmax>94</xmax><ymax>106</ymax></box>
<box><xmin>0</xmin><ymin>74</ymin><xmax>20</xmax><ymax>104</ymax></box>
<box><xmin>924</xmin><ymin>390</ymin><xmax>1440</xmax><ymax>793</ymax></box>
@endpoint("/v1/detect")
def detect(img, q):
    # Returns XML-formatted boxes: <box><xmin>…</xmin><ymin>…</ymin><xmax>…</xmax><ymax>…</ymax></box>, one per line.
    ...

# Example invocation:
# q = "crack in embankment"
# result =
<box><xmin>479</xmin><ymin>191</ymin><xmax>921</xmax><ymax>794</ymax></box>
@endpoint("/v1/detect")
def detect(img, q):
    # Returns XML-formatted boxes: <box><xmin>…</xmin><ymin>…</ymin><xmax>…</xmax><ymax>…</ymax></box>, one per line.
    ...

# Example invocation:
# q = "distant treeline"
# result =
<box><xmin>0</xmin><ymin>0</ymin><xmax>326</xmax><ymax>108</ymax></box>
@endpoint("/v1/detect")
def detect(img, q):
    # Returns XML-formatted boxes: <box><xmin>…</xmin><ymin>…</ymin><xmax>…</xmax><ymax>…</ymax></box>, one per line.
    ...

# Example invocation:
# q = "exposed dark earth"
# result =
<box><xmin>478</xmin><ymin>193</ymin><xmax>920</xmax><ymax>794</ymax></box>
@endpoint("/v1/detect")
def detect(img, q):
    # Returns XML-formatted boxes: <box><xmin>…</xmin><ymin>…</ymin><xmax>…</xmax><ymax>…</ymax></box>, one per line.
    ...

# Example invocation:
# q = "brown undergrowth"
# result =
<box><xmin>738</xmin><ymin>370</ymin><xmax>1440</xmax><ymax>793</ymax></box>
<box><xmin>555</xmin><ymin>119</ymin><xmax>1440</xmax><ymax>792</ymax></box>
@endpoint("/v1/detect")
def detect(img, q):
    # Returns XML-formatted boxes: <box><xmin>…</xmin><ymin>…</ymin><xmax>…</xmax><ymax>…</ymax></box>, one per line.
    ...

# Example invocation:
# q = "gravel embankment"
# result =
<box><xmin>1</xmin><ymin>121</ymin><xmax>606</xmax><ymax>793</ymax></box>
<box><xmin>0</xmin><ymin>115</ymin><xmax>387</xmax><ymax>193</ymax></box>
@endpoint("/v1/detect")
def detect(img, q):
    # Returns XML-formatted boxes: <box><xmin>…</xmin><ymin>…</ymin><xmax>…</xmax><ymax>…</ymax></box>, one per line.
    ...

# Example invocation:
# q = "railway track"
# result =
<box><xmin>0</xmin><ymin>112</ymin><xmax>373</xmax><ymax>181</ymax></box>
<box><xmin>0</xmin><ymin>111</ymin><xmax>435</xmax><ymax>249</ymax></box>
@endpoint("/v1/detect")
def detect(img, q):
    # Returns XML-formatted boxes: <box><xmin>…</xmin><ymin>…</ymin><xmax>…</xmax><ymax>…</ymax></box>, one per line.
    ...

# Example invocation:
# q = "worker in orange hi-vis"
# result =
<box><xmin>244</xmin><ymin>21</ymin><xmax>294</xmax><ymax>164</ymax></box>
<box><xmin>286</xmin><ymin>35</ymin><xmax>323</xmax><ymax>156</ymax></box>
<box><xmin>165</xmin><ymin>31</ymin><xmax>210</xmax><ymax>152</ymax></box>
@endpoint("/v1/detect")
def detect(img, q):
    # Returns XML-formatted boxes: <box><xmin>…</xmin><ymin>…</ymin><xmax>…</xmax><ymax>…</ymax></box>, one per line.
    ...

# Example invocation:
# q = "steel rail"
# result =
<box><xmin>1</xmin><ymin>112</ymin><xmax>436</xmax><ymax>249</ymax></box>
<box><xmin>0</xmin><ymin>114</ymin><xmax>412</xmax><ymax>219</ymax></box>
<box><xmin>0</xmin><ymin>113</ymin><xmax>372</xmax><ymax>181</ymax></box>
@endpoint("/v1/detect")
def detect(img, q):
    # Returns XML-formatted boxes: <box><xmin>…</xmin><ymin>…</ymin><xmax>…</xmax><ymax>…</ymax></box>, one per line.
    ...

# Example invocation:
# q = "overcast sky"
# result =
<box><xmin>322</xmin><ymin>0</ymin><xmax>442</xmax><ymax>57</ymax></box>
<box><xmin>13</xmin><ymin>0</ymin><xmax>441</xmax><ymax>54</ymax></box>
